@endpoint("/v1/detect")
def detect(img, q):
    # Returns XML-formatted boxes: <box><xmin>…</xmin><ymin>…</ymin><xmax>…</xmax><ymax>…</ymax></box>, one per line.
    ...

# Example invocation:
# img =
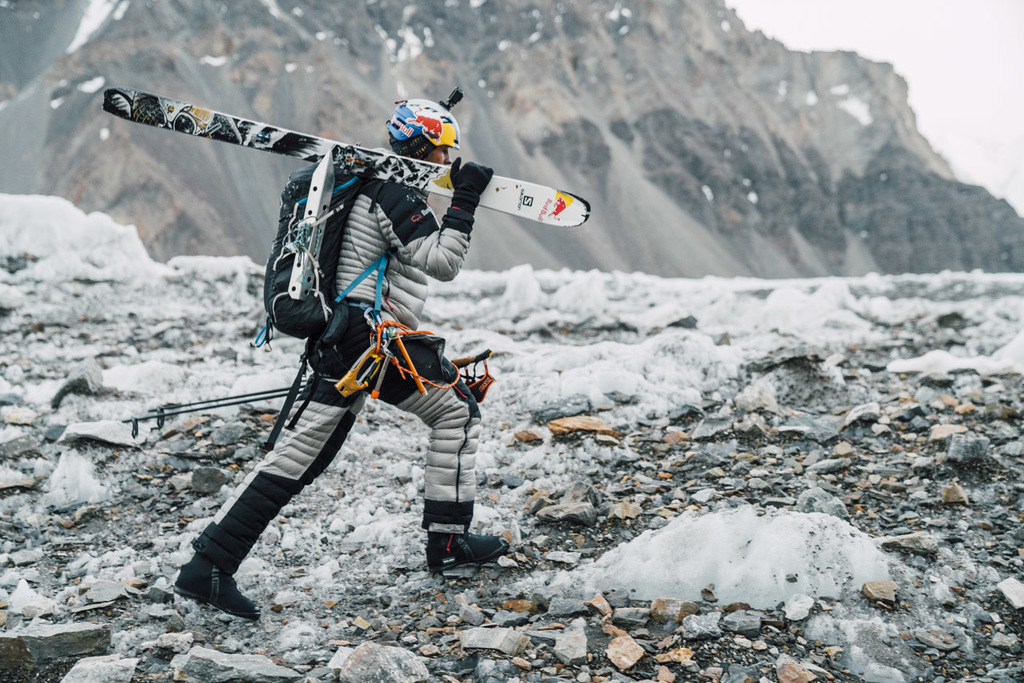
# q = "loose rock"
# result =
<box><xmin>171</xmin><ymin>646</ymin><xmax>303</xmax><ymax>682</ymax></box>
<box><xmin>997</xmin><ymin>577</ymin><xmax>1024</xmax><ymax>609</ymax></box>
<box><xmin>59</xmin><ymin>654</ymin><xmax>138</xmax><ymax>683</ymax></box>
<box><xmin>335</xmin><ymin>642</ymin><xmax>429</xmax><ymax>683</ymax></box>
<box><xmin>0</xmin><ymin>623</ymin><xmax>111</xmax><ymax>670</ymax></box>
<box><xmin>606</xmin><ymin>633</ymin><xmax>645</xmax><ymax>670</ymax></box>
<box><xmin>459</xmin><ymin>627</ymin><xmax>529</xmax><ymax>656</ymax></box>
<box><xmin>881</xmin><ymin>531</ymin><xmax>939</xmax><ymax>556</ymax></box>
<box><xmin>862</xmin><ymin>581</ymin><xmax>898</xmax><ymax>606</ymax></box>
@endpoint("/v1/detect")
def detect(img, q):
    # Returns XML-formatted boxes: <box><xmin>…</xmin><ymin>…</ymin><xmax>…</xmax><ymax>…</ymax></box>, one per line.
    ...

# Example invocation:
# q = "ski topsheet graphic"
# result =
<box><xmin>102</xmin><ymin>87</ymin><xmax>590</xmax><ymax>228</ymax></box>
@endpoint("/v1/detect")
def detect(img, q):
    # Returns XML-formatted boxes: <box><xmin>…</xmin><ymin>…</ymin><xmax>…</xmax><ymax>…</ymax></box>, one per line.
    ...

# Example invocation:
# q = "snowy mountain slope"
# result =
<box><xmin>3</xmin><ymin>195</ymin><xmax>1024</xmax><ymax>681</ymax></box>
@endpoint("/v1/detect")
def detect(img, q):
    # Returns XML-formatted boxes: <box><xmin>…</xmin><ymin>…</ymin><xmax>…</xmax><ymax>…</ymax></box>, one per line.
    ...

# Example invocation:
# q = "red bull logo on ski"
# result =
<box><xmin>553</xmin><ymin>192</ymin><xmax>573</xmax><ymax>217</ymax></box>
<box><xmin>537</xmin><ymin>192</ymin><xmax>575</xmax><ymax>223</ymax></box>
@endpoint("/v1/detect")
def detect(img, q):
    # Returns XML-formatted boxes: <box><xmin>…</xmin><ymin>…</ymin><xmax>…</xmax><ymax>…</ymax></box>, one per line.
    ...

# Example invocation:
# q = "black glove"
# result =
<box><xmin>449</xmin><ymin>158</ymin><xmax>493</xmax><ymax>213</ymax></box>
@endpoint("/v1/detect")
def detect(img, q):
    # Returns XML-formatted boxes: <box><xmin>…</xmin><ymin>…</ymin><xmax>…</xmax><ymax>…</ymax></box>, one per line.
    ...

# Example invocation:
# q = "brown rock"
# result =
<box><xmin>664</xmin><ymin>431</ymin><xmax>689</xmax><ymax>445</ymax></box>
<box><xmin>602</xmin><ymin>621</ymin><xmax>630</xmax><ymax>638</ymax></box>
<box><xmin>609</xmin><ymin>502</ymin><xmax>642</xmax><ymax>519</ymax></box>
<box><xmin>585</xmin><ymin>593</ymin><xmax>613</xmax><ymax>617</ymax></box>
<box><xmin>502</xmin><ymin>600</ymin><xmax>538</xmax><ymax>614</ymax></box>
<box><xmin>650</xmin><ymin>598</ymin><xmax>700</xmax><ymax>623</ymax></box>
<box><xmin>514</xmin><ymin>429</ymin><xmax>545</xmax><ymax>444</ymax></box>
<box><xmin>723</xmin><ymin>601</ymin><xmax>752</xmax><ymax>613</ymax></box>
<box><xmin>535</xmin><ymin>502</ymin><xmax>599</xmax><ymax>526</ymax></box>
<box><xmin>862</xmin><ymin>580</ymin><xmax>898</xmax><ymax>605</ymax></box>
<box><xmin>776</xmin><ymin>656</ymin><xmax>817</xmax><ymax>683</ymax></box>
<box><xmin>654</xmin><ymin>647</ymin><xmax>693</xmax><ymax>663</ymax></box>
<box><xmin>548</xmin><ymin>416</ymin><xmax>621</xmax><ymax>437</ymax></box>
<box><xmin>511</xmin><ymin>656</ymin><xmax>532</xmax><ymax>670</ymax></box>
<box><xmin>941</xmin><ymin>482</ymin><xmax>969</xmax><ymax>505</ymax></box>
<box><xmin>607</xmin><ymin>634</ymin><xmax>645</xmax><ymax>670</ymax></box>
<box><xmin>929</xmin><ymin>424</ymin><xmax>967</xmax><ymax>442</ymax></box>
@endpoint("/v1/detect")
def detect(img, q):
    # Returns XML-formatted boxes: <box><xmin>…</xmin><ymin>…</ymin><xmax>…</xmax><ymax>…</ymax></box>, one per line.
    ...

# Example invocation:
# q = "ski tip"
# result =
<box><xmin>102</xmin><ymin>87</ymin><xmax>135</xmax><ymax>119</ymax></box>
<box><xmin>548</xmin><ymin>190</ymin><xmax>591</xmax><ymax>228</ymax></box>
<box><xmin>568</xmin><ymin>192</ymin><xmax>592</xmax><ymax>227</ymax></box>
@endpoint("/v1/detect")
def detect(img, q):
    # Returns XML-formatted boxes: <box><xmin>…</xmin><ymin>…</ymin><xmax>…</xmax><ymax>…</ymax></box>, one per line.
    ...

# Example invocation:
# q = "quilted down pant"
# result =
<box><xmin>191</xmin><ymin>313</ymin><xmax>481</xmax><ymax>575</ymax></box>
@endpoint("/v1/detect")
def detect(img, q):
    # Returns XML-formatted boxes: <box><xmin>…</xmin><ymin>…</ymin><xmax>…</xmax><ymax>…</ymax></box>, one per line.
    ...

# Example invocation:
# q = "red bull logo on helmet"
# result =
<box><xmin>409</xmin><ymin>112</ymin><xmax>444</xmax><ymax>141</ymax></box>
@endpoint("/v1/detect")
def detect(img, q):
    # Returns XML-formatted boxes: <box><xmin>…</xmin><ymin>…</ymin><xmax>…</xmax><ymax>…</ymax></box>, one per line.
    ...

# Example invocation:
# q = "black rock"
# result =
<box><xmin>0</xmin><ymin>435</ymin><xmax>41</xmax><ymax>458</ymax></box>
<box><xmin>668</xmin><ymin>315</ymin><xmax>698</xmax><ymax>329</ymax></box>
<box><xmin>530</xmin><ymin>395</ymin><xmax>593</xmax><ymax>423</ymax></box>
<box><xmin>211</xmin><ymin>423</ymin><xmax>247</xmax><ymax>446</ymax></box>
<box><xmin>43</xmin><ymin>424</ymin><xmax>66</xmax><ymax>441</ymax></box>
<box><xmin>191</xmin><ymin>467</ymin><xmax>228</xmax><ymax>496</ymax></box>
<box><xmin>503</xmin><ymin>474</ymin><xmax>525</xmax><ymax>488</ymax></box>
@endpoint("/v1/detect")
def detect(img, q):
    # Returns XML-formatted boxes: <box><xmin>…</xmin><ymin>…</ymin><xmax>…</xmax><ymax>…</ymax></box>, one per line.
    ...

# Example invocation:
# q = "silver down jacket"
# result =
<box><xmin>335</xmin><ymin>180</ymin><xmax>475</xmax><ymax>328</ymax></box>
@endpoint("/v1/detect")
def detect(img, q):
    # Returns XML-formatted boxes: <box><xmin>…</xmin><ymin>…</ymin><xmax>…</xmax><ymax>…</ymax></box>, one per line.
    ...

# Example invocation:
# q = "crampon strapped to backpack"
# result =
<box><xmin>257</xmin><ymin>148</ymin><xmax>372</xmax><ymax>346</ymax></box>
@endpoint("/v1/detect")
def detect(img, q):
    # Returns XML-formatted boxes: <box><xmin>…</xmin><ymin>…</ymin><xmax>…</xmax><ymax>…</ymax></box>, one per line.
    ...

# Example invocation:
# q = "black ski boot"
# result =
<box><xmin>426</xmin><ymin>532</ymin><xmax>510</xmax><ymax>571</ymax></box>
<box><xmin>174</xmin><ymin>553</ymin><xmax>260</xmax><ymax>620</ymax></box>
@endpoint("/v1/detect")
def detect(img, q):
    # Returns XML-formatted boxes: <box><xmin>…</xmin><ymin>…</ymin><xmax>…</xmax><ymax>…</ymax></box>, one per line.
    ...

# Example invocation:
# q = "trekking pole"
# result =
<box><xmin>123</xmin><ymin>383</ymin><xmax>308</xmax><ymax>438</ymax></box>
<box><xmin>142</xmin><ymin>387</ymin><xmax>298</xmax><ymax>414</ymax></box>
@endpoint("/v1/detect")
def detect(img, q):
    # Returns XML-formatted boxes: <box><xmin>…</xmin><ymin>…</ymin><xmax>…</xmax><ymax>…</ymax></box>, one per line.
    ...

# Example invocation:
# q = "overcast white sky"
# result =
<box><xmin>724</xmin><ymin>0</ymin><xmax>1024</xmax><ymax>213</ymax></box>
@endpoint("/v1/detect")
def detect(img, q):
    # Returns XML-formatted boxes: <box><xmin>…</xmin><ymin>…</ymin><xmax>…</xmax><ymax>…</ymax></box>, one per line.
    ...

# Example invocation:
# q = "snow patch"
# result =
<box><xmin>78</xmin><ymin>76</ymin><xmax>106</xmax><ymax>93</ymax></box>
<box><xmin>259</xmin><ymin>0</ymin><xmax>288</xmax><ymax>23</ymax></box>
<box><xmin>9</xmin><ymin>579</ymin><xmax>56</xmax><ymax>615</ymax></box>
<box><xmin>395</xmin><ymin>26</ymin><xmax>424</xmax><ymax>63</ymax></box>
<box><xmin>888</xmin><ymin>324</ymin><xmax>1024</xmax><ymax>376</ymax></box>
<box><xmin>837</xmin><ymin>97</ymin><xmax>873</xmax><ymax>126</ymax></box>
<box><xmin>66</xmin><ymin>0</ymin><xmax>128</xmax><ymax>54</ymax></box>
<box><xmin>199</xmin><ymin>55</ymin><xmax>229</xmax><ymax>67</ymax></box>
<box><xmin>606</xmin><ymin>3</ymin><xmax>632</xmax><ymax>21</ymax></box>
<box><xmin>560</xmin><ymin>505</ymin><xmax>890</xmax><ymax>607</ymax></box>
<box><xmin>42</xmin><ymin>450</ymin><xmax>110</xmax><ymax>507</ymax></box>
<box><xmin>0</xmin><ymin>194</ymin><xmax>168</xmax><ymax>283</ymax></box>
<box><xmin>103</xmin><ymin>361</ymin><xmax>189</xmax><ymax>395</ymax></box>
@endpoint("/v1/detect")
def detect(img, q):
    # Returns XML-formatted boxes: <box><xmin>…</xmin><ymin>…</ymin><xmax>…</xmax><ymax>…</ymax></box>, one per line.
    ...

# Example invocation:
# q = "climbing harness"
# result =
<box><xmin>333</xmin><ymin>253</ymin><xmax>494</xmax><ymax>402</ymax></box>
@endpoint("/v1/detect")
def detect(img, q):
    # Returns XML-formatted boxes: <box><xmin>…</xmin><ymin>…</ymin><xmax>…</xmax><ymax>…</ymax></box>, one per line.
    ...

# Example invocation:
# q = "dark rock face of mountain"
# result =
<box><xmin>2</xmin><ymin>0</ymin><xmax>1022</xmax><ymax>277</ymax></box>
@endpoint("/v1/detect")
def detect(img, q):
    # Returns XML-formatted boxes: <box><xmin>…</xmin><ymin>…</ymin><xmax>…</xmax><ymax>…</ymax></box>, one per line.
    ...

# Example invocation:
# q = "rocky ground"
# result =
<box><xmin>2</xmin><ymin>234</ymin><xmax>1024</xmax><ymax>682</ymax></box>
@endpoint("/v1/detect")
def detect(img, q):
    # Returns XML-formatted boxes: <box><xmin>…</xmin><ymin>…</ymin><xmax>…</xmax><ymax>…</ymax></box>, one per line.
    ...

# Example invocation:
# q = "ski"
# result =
<box><xmin>102</xmin><ymin>87</ymin><xmax>590</xmax><ymax>228</ymax></box>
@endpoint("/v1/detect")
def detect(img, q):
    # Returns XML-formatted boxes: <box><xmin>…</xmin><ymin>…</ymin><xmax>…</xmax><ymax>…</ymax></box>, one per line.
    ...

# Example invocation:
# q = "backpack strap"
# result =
<box><xmin>263</xmin><ymin>350</ymin><xmax>310</xmax><ymax>451</ymax></box>
<box><xmin>335</xmin><ymin>251</ymin><xmax>390</xmax><ymax>316</ymax></box>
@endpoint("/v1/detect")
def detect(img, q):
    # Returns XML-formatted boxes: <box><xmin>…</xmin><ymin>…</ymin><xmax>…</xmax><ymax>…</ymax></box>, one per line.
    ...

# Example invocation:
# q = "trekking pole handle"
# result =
<box><xmin>452</xmin><ymin>349</ymin><xmax>492</xmax><ymax>368</ymax></box>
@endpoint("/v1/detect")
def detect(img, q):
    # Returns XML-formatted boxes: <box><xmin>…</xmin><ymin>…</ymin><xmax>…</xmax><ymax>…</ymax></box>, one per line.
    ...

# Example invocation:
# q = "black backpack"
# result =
<box><xmin>262</xmin><ymin>162</ymin><xmax>369</xmax><ymax>341</ymax></box>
